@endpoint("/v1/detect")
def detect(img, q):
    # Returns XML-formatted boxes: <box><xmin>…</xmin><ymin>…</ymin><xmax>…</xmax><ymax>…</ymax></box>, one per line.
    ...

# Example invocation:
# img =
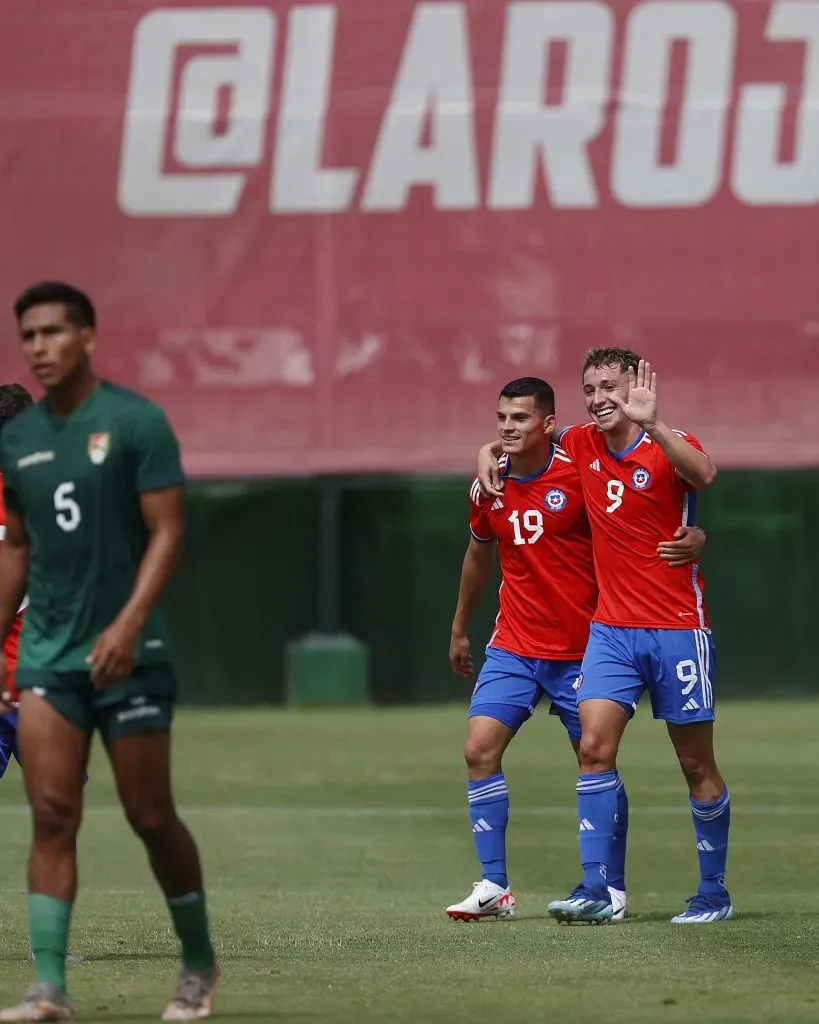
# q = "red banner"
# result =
<box><xmin>1</xmin><ymin>0</ymin><xmax>817</xmax><ymax>473</ymax></box>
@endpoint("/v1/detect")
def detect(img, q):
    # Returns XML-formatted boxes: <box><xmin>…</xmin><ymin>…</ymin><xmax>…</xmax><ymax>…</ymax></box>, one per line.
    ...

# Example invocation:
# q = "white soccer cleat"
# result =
<box><xmin>0</xmin><ymin>983</ymin><xmax>75</xmax><ymax>1022</ymax></box>
<box><xmin>161</xmin><ymin>963</ymin><xmax>220</xmax><ymax>1021</ymax></box>
<box><xmin>446</xmin><ymin>880</ymin><xmax>516</xmax><ymax>922</ymax></box>
<box><xmin>608</xmin><ymin>887</ymin><xmax>629</xmax><ymax>922</ymax></box>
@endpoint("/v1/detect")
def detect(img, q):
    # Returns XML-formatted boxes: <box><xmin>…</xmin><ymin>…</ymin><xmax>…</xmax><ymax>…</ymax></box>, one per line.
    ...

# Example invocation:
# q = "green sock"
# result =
<box><xmin>167</xmin><ymin>892</ymin><xmax>215</xmax><ymax>971</ymax></box>
<box><xmin>29</xmin><ymin>894</ymin><xmax>72</xmax><ymax>993</ymax></box>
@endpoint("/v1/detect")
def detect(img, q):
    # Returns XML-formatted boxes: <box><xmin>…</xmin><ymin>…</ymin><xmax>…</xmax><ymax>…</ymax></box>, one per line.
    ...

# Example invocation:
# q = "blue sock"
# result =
<box><xmin>608</xmin><ymin>775</ymin><xmax>629</xmax><ymax>892</ymax></box>
<box><xmin>577</xmin><ymin>770</ymin><xmax>619</xmax><ymax>896</ymax></box>
<box><xmin>468</xmin><ymin>773</ymin><xmax>509</xmax><ymax>888</ymax></box>
<box><xmin>690</xmin><ymin>787</ymin><xmax>730</xmax><ymax>895</ymax></box>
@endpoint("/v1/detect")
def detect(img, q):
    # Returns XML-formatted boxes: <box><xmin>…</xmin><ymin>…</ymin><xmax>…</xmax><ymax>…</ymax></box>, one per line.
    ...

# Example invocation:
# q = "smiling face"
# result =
<box><xmin>582</xmin><ymin>362</ymin><xmax>632</xmax><ymax>434</ymax></box>
<box><xmin>496</xmin><ymin>395</ymin><xmax>554</xmax><ymax>455</ymax></box>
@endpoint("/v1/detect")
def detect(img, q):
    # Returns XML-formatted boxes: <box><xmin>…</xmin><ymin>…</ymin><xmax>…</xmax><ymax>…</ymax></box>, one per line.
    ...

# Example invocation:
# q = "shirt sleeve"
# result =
<box><xmin>555</xmin><ymin>425</ymin><xmax>580</xmax><ymax>458</ymax></box>
<box><xmin>468</xmin><ymin>487</ymin><xmax>495</xmax><ymax>543</ymax></box>
<box><xmin>672</xmin><ymin>430</ymin><xmax>707</xmax><ymax>456</ymax></box>
<box><xmin>132</xmin><ymin>404</ymin><xmax>185</xmax><ymax>493</ymax></box>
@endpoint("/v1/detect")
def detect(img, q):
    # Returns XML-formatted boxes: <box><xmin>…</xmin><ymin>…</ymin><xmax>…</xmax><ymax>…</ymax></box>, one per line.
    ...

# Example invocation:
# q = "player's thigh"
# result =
<box><xmin>17</xmin><ymin>689</ymin><xmax>90</xmax><ymax>817</ymax></box>
<box><xmin>469</xmin><ymin>647</ymin><xmax>544</xmax><ymax>734</ymax></box>
<box><xmin>97</xmin><ymin>665</ymin><xmax>178</xmax><ymax>819</ymax></box>
<box><xmin>534</xmin><ymin>659</ymin><xmax>583</xmax><ymax>743</ymax></box>
<box><xmin>646</xmin><ymin>628</ymin><xmax>716</xmax><ymax>725</ymax></box>
<box><xmin>577</xmin><ymin>623</ymin><xmax>644</xmax><ymax>719</ymax></box>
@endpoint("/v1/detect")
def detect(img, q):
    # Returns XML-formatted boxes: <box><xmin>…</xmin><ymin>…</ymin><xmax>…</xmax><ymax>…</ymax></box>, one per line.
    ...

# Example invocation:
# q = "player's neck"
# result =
<box><xmin>506</xmin><ymin>442</ymin><xmax>553</xmax><ymax>479</ymax></box>
<box><xmin>46</xmin><ymin>367</ymin><xmax>99</xmax><ymax>418</ymax></box>
<box><xmin>603</xmin><ymin>422</ymin><xmax>643</xmax><ymax>455</ymax></box>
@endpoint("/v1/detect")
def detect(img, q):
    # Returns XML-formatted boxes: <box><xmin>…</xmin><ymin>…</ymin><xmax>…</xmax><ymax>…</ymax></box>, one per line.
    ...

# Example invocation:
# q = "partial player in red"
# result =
<box><xmin>0</xmin><ymin>384</ymin><xmax>34</xmax><ymax>776</ymax></box>
<box><xmin>446</xmin><ymin>377</ymin><xmax>706</xmax><ymax>922</ymax></box>
<box><xmin>478</xmin><ymin>350</ymin><xmax>730</xmax><ymax>925</ymax></box>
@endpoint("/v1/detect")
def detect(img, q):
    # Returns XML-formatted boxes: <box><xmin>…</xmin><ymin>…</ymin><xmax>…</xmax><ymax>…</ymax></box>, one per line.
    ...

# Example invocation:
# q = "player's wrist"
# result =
<box><xmin>644</xmin><ymin>418</ymin><xmax>665</xmax><ymax>438</ymax></box>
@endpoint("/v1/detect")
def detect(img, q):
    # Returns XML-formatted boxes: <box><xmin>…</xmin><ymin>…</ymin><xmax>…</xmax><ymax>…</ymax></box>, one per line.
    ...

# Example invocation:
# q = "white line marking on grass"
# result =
<box><xmin>0</xmin><ymin>804</ymin><xmax>816</xmax><ymax>817</ymax></box>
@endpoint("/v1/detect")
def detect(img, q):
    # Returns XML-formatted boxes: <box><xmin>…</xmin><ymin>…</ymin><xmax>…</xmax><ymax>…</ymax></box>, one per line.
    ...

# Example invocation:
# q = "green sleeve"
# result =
<box><xmin>132</xmin><ymin>404</ymin><xmax>185</xmax><ymax>493</ymax></box>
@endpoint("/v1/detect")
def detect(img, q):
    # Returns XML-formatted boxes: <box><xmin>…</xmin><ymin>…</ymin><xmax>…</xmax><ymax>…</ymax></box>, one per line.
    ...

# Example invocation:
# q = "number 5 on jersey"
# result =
<box><xmin>54</xmin><ymin>482</ymin><xmax>81</xmax><ymax>532</ymax></box>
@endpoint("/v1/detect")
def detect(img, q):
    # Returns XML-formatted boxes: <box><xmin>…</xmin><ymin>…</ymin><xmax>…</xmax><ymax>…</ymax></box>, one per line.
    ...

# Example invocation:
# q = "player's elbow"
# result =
<box><xmin>697</xmin><ymin>460</ymin><xmax>717</xmax><ymax>489</ymax></box>
<box><xmin>685</xmin><ymin>459</ymin><xmax>717</xmax><ymax>491</ymax></box>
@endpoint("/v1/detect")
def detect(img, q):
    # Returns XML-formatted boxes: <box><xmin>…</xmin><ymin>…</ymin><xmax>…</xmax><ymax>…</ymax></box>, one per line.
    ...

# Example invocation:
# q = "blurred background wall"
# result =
<box><xmin>0</xmin><ymin>0</ymin><xmax>816</xmax><ymax>702</ymax></box>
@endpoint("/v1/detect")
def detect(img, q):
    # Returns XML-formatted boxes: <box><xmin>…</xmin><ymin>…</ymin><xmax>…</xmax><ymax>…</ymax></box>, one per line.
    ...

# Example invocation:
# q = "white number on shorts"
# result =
<box><xmin>54</xmin><ymin>481</ymin><xmax>81</xmax><ymax>532</ymax></box>
<box><xmin>676</xmin><ymin>659</ymin><xmax>699</xmax><ymax>695</ymax></box>
<box><xmin>508</xmin><ymin>509</ymin><xmax>544</xmax><ymax>545</ymax></box>
<box><xmin>605</xmin><ymin>479</ymin><xmax>625</xmax><ymax>513</ymax></box>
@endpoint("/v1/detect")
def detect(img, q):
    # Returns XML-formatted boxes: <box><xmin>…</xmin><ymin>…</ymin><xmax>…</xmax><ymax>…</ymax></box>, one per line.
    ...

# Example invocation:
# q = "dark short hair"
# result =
<box><xmin>499</xmin><ymin>376</ymin><xmax>555</xmax><ymax>415</ymax></box>
<box><xmin>581</xmin><ymin>347</ymin><xmax>641</xmax><ymax>377</ymax></box>
<box><xmin>13</xmin><ymin>282</ymin><xmax>96</xmax><ymax>329</ymax></box>
<box><xmin>0</xmin><ymin>383</ymin><xmax>33</xmax><ymax>427</ymax></box>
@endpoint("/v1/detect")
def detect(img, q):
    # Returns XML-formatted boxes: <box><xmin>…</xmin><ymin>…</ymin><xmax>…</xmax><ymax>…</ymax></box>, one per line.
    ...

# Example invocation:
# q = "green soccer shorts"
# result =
<box><xmin>14</xmin><ymin>664</ymin><xmax>178</xmax><ymax>746</ymax></box>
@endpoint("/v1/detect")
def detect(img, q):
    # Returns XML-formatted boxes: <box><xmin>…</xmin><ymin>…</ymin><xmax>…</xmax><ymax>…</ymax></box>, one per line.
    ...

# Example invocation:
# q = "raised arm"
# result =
<box><xmin>450</xmin><ymin>536</ymin><xmax>495</xmax><ymax>678</ymax></box>
<box><xmin>611</xmin><ymin>360</ymin><xmax>716</xmax><ymax>490</ymax></box>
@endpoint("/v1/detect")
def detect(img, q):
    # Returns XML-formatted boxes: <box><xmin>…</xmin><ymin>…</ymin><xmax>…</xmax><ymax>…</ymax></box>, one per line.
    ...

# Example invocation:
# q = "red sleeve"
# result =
<box><xmin>556</xmin><ymin>426</ymin><xmax>581</xmax><ymax>458</ymax></box>
<box><xmin>468</xmin><ymin>484</ymin><xmax>494</xmax><ymax>543</ymax></box>
<box><xmin>672</xmin><ymin>430</ymin><xmax>707</xmax><ymax>454</ymax></box>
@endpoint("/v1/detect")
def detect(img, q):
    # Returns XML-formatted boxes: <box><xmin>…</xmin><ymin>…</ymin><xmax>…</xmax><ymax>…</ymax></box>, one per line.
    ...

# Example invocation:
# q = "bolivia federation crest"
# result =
<box><xmin>88</xmin><ymin>433</ymin><xmax>110</xmax><ymax>466</ymax></box>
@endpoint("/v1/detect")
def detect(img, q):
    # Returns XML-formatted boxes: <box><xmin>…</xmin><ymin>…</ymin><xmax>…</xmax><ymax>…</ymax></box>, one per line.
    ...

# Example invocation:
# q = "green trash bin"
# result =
<box><xmin>285</xmin><ymin>632</ymin><xmax>371</xmax><ymax>706</ymax></box>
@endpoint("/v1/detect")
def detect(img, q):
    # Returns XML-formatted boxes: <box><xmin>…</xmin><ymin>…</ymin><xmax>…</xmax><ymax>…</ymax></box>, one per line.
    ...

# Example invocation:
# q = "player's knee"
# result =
<box><xmin>125</xmin><ymin>800</ymin><xmax>177</xmax><ymax>845</ymax></box>
<box><xmin>30</xmin><ymin>792</ymin><xmax>80</xmax><ymax>845</ymax></box>
<box><xmin>463</xmin><ymin>737</ymin><xmax>502</xmax><ymax>777</ymax></box>
<box><xmin>676</xmin><ymin>750</ymin><xmax>716</xmax><ymax>790</ymax></box>
<box><xmin>577</xmin><ymin>731</ymin><xmax>618</xmax><ymax>773</ymax></box>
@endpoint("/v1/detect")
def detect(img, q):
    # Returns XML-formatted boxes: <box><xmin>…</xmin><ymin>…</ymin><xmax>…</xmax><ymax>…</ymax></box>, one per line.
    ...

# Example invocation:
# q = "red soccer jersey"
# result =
<box><xmin>0</xmin><ymin>473</ymin><xmax>24</xmax><ymax>701</ymax></box>
<box><xmin>558</xmin><ymin>423</ymin><xmax>709</xmax><ymax>630</ymax></box>
<box><xmin>469</xmin><ymin>444</ymin><xmax>598</xmax><ymax>660</ymax></box>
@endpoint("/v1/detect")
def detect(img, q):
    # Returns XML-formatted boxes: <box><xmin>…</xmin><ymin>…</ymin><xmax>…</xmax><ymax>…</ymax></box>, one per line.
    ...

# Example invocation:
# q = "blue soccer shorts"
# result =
<box><xmin>0</xmin><ymin>711</ymin><xmax>20</xmax><ymax>779</ymax></box>
<box><xmin>578</xmin><ymin>622</ymin><xmax>716</xmax><ymax>724</ymax></box>
<box><xmin>469</xmin><ymin>646</ymin><xmax>582</xmax><ymax>740</ymax></box>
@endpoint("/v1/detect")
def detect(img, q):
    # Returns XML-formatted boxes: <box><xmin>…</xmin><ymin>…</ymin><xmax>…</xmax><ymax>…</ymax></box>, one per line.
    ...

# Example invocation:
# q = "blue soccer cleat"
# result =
<box><xmin>548</xmin><ymin>884</ymin><xmax>613</xmax><ymax>925</ymax></box>
<box><xmin>671</xmin><ymin>889</ymin><xmax>734</xmax><ymax>924</ymax></box>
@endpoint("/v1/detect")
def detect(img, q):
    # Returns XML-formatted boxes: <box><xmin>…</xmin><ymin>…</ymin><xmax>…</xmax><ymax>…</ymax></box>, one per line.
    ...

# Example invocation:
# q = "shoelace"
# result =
<box><xmin>682</xmin><ymin>892</ymin><xmax>725</xmax><ymax>913</ymax></box>
<box><xmin>568</xmin><ymin>884</ymin><xmax>605</xmax><ymax>902</ymax></box>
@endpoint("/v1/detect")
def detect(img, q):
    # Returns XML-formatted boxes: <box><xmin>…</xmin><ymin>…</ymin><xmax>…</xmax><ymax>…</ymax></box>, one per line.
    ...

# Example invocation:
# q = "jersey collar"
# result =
<box><xmin>501</xmin><ymin>442</ymin><xmax>555</xmax><ymax>482</ymax></box>
<box><xmin>610</xmin><ymin>430</ymin><xmax>648</xmax><ymax>462</ymax></box>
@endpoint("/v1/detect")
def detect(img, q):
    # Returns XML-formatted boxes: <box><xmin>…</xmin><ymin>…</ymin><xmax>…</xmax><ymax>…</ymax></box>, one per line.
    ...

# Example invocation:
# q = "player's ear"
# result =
<box><xmin>81</xmin><ymin>328</ymin><xmax>96</xmax><ymax>358</ymax></box>
<box><xmin>543</xmin><ymin>413</ymin><xmax>556</xmax><ymax>435</ymax></box>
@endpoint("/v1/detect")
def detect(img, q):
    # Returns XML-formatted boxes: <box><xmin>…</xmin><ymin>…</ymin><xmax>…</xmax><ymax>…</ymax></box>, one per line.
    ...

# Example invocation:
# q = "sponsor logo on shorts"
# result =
<box><xmin>544</xmin><ymin>488</ymin><xmax>567</xmax><ymax>511</ymax></box>
<box><xmin>632</xmin><ymin>466</ymin><xmax>651</xmax><ymax>489</ymax></box>
<box><xmin>573</xmin><ymin>673</ymin><xmax>583</xmax><ymax>691</ymax></box>
<box><xmin>116</xmin><ymin>703</ymin><xmax>161</xmax><ymax>724</ymax></box>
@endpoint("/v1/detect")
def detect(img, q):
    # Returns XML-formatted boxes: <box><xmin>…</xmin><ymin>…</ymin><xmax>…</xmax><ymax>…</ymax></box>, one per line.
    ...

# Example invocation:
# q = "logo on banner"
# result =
<box><xmin>118</xmin><ymin>4</ymin><xmax>819</xmax><ymax>216</ymax></box>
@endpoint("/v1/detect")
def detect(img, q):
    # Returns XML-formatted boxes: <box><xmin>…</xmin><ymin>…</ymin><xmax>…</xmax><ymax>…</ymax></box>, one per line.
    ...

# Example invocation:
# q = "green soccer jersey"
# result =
<box><xmin>0</xmin><ymin>381</ymin><xmax>184</xmax><ymax>672</ymax></box>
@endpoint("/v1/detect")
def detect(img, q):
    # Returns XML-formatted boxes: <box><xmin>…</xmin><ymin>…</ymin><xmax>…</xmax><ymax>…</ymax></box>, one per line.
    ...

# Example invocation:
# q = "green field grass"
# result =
<box><xmin>0</xmin><ymin>701</ymin><xmax>817</xmax><ymax>1023</ymax></box>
